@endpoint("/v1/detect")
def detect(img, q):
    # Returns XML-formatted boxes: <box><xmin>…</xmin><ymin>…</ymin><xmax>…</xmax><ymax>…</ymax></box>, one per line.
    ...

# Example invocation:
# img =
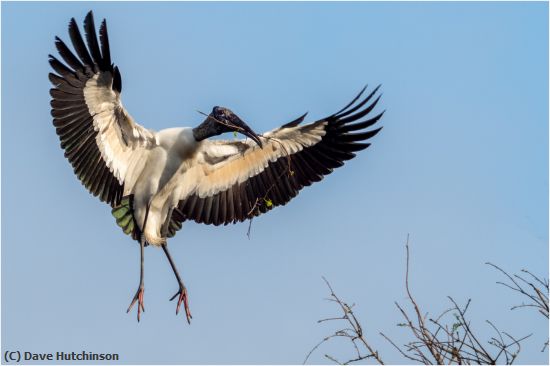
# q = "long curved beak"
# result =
<box><xmin>242</xmin><ymin>128</ymin><xmax>263</xmax><ymax>148</ymax></box>
<box><xmin>235</xmin><ymin>117</ymin><xmax>263</xmax><ymax>148</ymax></box>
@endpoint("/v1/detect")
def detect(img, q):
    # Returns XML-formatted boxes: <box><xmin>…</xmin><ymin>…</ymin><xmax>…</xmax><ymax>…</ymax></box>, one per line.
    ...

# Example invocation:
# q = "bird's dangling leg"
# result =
<box><xmin>162</xmin><ymin>244</ymin><xmax>192</xmax><ymax>324</ymax></box>
<box><xmin>127</xmin><ymin>233</ymin><xmax>146</xmax><ymax>321</ymax></box>
<box><xmin>127</xmin><ymin>203</ymin><xmax>150</xmax><ymax>322</ymax></box>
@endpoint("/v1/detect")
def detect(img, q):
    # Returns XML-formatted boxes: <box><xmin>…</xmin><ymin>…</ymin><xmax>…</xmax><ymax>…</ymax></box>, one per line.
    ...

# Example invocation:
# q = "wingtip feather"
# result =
<box><xmin>282</xmin><ymin>111</ymin><xmax>309</xmax><ymax>128</ymax></box>
<box><xmin>83</xmin><ymin>10</ymin><xmax>103</xmax><ymax>68</ymax></box>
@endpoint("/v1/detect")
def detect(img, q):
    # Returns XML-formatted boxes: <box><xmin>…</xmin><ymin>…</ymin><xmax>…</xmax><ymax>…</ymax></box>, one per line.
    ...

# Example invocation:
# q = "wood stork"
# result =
<box><xmin>49</xmin><ymin>11</ymin><xmax>384</xmax><ymax>323</ymax></box>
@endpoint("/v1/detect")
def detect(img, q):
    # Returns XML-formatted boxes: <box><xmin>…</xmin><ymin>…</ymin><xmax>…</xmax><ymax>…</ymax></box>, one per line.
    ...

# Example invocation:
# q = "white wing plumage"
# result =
<box><xmin>49</xmin><ymin>13</ymin><xmax>155</xmax><ymax>205</ymax></box>
<box><xmin>165</xmin><ymin>86</ymin><xmax>383</xmax><ymax>229</ymax></box>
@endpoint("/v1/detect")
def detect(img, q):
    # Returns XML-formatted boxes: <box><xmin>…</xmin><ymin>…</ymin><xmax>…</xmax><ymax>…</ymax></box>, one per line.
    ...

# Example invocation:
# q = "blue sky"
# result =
<box><xmin>2</xmin><ymin>1</ymin><xmax>548</xmax><ymax>364</ymax></box>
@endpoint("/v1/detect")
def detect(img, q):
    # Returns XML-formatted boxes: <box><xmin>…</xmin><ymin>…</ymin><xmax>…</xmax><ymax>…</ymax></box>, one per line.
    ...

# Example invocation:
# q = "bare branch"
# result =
<box><xmin>306</xmin><ymin>237</ymin><xmax>541</xmax><ymax>365</ymax></box>
<box><xmin>303</xmin><ymin>277</ymin><xmax>385</xmax><ymax>365</ymax></box>
<box><xmin>342</xmin><ymin>237</ymin><xmax>531</xmax><ymax>364</ymax></box>
<box><xmin>487</xmin><ymin>262</ymin><xmax>549</xmax><ymax>350</ymax></box>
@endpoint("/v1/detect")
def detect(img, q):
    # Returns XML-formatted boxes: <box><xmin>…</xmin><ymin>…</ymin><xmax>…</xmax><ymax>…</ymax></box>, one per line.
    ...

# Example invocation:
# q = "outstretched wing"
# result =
<box><xmin>49</xmin><ymin>11</ymin><xmax>155</xmax><ymax>206</ymax></box>
<box><xmin>165</xmin><ymin>86</ymin><xmax>383</xmax><ymax>232</ymax></box>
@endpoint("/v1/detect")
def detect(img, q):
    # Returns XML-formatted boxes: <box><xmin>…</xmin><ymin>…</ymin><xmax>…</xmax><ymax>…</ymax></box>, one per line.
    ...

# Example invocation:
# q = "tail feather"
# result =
<box><xmin>111</xmin><ymin>195</ymin><xmax>140</xmax><ymax>240</ymax></box>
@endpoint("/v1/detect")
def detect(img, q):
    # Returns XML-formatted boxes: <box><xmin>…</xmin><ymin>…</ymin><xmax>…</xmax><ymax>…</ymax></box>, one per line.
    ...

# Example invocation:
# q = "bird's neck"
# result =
<box><xmin>192</xmin><ymin>125</ymin><xmax>209</xmax><ymax>141</ymax></box>
<box><xmin>192</xmin><ymin>117</ymin><xmax>226</xmax><ymax>141</ymax></box>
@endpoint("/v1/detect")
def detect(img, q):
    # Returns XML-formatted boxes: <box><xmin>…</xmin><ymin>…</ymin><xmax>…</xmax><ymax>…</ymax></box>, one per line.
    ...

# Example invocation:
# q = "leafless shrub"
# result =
<box><xmin>305</xmin><ymin>236</ymin><xmax>536</xmax><ymax>365</ymax></box>
<box><xmin>303</xmin><ymin>277</ymin><xmax>385</xmax><ymax>365</ymax></box>
<box><xmin>486</xmin><ymin>262</ymin><xmax>549</xmax><ymax>351</ymax></box>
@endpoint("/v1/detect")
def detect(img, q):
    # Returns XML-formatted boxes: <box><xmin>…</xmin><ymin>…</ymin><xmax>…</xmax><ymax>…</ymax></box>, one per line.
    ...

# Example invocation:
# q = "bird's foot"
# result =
<box><xmin>127</xmin><ymin>285</ymin><xmax>145</xmax><ymax>322</ymax></box>
<box><xmin>170</xmin><ymin>285</ymin><xmax>192</xmax><ymax>324</ymax></box>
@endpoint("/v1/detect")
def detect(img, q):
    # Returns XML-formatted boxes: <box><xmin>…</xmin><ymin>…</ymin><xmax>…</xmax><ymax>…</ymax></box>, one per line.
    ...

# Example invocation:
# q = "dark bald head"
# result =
<box><xmin>192</xmin><ymin>106</ymin><xmax>263</xmax><ymax>147</ymax></box>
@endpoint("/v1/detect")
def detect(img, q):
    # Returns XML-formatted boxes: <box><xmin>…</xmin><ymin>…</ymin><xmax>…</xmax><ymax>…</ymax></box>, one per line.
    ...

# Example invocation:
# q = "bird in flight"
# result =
<box><xmin>49</xmin><ymin>11</ymin><xmax>384</xmax><ymax>324</ymax></box>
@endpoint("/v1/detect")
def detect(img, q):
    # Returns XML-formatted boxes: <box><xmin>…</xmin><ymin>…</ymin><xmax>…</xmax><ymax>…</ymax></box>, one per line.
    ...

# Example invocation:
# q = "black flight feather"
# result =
<box><xmin>54</xmin><ymin>36</ymin><xmax>83</xmax><ymax>71</ymax></box>
<box><xmin>99</xmin><ymin>19</ymin><xmax>111</xmax><ymax>69</ymax></box>
<box><xmin>68</xmin><ymin>18</ymin><xmax>94</xmax><ymax>67</ymax></box>
<box><xmin>281</xmin><ymin>112</ymin><xmax>309</xmax><ymax>128</ymax></box>
<box><xmin>83</xmin><ymin>11</ymin><xmax>103</xmax><ymax>68</ymax></box>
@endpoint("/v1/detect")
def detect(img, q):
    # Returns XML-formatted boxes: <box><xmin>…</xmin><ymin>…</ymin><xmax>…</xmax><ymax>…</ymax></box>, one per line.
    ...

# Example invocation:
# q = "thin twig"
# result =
<box><xmin>304</xmin><ymin>277</ymin><xmax>384</xmax><ymax>365</ymax></box>
<box><xmin>379</xmin><ymin>237</ymin><xmax>532</xmax><ymax>364</ymax></box>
